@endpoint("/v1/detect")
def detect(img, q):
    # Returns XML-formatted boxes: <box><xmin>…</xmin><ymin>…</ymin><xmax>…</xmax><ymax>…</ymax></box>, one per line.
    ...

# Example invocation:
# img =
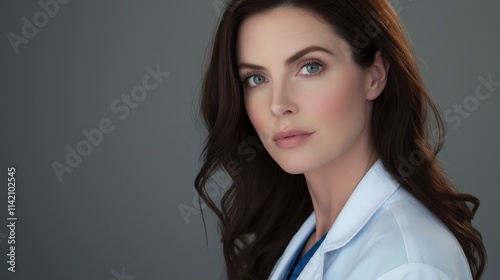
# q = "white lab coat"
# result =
<box><xmin>268</xmin><ymin>159</ymin><xmax>472</xmax><ymax>280</ymax></box>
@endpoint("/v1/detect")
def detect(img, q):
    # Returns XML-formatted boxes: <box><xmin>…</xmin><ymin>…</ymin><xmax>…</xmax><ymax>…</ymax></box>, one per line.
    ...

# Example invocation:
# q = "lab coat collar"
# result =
<box><xmin>268</xmin><ymin>158</ymin><xmax>400</xmax><ymax>280</ymax></box>
<box><xmin>321</xmin><ymin>158</ymin><xmax>400</xmax><ymax>251</ymax></box>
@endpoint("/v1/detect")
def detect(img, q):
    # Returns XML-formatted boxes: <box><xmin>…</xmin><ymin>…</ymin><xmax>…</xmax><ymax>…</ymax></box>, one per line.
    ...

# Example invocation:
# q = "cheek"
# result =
<box><xmin>310</xmin><ymin>78</ymin><xmax>365</xmax><ymax>126</ymax></box>
<box><xmin>245</xmin><ymin>99</ymin><xmax>272</xmax><ymax>142</ymax></box>
<box><xmin>245</xmin><ymin>100</ymin><xmax>259</xmax><ymax>128</ymax></box>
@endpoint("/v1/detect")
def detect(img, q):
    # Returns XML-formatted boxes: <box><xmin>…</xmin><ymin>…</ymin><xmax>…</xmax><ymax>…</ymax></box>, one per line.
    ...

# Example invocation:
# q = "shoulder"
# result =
<box><xmin>356</xmin><ymin>187</ymin><xmax>472</xmax><ymax>279</ymax></box>
<box><xmin>375</xmin><ymin>263</ymin><xmax>453</xmax><ymax>280</ymax></box>
<box><xmin>379</xmin><ymin>188</ymin><xmax>463</xmax><ymax>259</ymax></box>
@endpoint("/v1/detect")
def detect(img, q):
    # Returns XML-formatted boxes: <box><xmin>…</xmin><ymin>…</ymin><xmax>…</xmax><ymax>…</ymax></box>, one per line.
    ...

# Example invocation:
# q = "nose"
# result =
<box><xmin>270</xmin><ymin>78</ymin><xmax>296</xmax><ymax>118</ymax></box>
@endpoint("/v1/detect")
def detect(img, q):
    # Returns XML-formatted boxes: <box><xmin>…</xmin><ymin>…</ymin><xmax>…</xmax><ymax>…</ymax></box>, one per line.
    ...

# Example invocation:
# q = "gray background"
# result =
<box><xmin>0</xmin><ymin>0</ymin><xmax>498</xmax><ymax>279</ymax></box>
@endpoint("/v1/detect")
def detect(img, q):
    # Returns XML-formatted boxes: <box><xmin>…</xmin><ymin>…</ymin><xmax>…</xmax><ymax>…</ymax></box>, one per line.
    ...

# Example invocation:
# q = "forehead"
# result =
<box><xmin>236</xmin><ymin>7</ymin><xmax>342</xmax><ymax>63</ymax></box>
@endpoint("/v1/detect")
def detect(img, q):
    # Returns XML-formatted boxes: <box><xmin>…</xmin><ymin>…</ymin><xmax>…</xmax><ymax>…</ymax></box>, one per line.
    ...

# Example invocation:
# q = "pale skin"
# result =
<box><xmin>236</xmin><ymin>7</ymin><xmax>390</xmax><ymax>259</ymax></box>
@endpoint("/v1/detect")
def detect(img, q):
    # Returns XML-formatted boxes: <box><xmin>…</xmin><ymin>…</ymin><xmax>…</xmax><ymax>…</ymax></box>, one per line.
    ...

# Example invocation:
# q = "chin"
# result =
<box><xmin>273</xmin><ymin>155</ymin><xmax>317</xmax><ymax>175</ymax></box>
<box><xmin>279</xmin><ymin>166</ymin><xmax>305</xmax><ymax>175</ymax></box>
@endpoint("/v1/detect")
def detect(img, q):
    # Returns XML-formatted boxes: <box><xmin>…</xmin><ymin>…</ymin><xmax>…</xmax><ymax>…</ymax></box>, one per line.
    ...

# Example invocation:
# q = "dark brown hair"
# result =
<box><xmin>194</xmin><ymin>0</ymin><xmax>487</xmax><ymax>279</ymax></box>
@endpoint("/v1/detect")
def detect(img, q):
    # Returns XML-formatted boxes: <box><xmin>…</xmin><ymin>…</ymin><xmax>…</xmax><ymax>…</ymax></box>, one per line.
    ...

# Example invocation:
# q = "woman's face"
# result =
<box><xmin>236</xmin><ymin>7</ymin><xmax>386</xmax><ymax>174</ymax></box>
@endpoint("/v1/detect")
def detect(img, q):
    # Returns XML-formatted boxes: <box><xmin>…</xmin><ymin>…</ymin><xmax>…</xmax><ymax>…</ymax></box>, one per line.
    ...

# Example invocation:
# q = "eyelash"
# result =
<box><xmin>241</xmin><ymin>59</ymin><xmax>326</xmax><ymax>89</ymax></box>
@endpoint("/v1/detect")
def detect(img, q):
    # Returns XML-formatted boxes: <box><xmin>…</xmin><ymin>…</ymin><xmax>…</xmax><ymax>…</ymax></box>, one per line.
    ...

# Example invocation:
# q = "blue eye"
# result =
<box><xmin>297</xmin><ymin>60</ymin><xmax>325</xmax><ymax>76</ymax></box>
<box><xmin>300</xmin><ymin>63</ymin><xmax>322</xmax><ymax>75</ymax></box>
<box><xmin>241</xmin><ymin>59</ymin><xmax>325</xmax><ymax>89</ymax></box>
<box><xmin>246</xmin><ymin>75</ymin><xmax>266</xmax><ymax>87</ymax></box>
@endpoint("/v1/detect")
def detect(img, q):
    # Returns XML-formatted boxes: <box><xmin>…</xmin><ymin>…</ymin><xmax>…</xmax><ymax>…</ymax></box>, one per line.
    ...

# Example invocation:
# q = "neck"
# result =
<box><xmin>303</xmin><ymin>128</ymin><xmax>378</xmax><ymax>242</ymax></box>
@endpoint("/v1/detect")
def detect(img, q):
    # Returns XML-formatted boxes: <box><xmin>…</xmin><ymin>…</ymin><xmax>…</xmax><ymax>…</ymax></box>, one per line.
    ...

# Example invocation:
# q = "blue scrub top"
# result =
<box><xmin>285</xmin><ymin>229</ymin><xmax>327</xmax><ymax>280</ymax></box>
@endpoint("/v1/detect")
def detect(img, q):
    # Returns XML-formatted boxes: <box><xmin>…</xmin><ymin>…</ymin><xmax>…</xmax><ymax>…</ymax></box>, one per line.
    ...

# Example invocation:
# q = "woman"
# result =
<box><xmin>195</xmin><ymin>0</ymin><xmax>487</xmax><ymax>279</ymax></box>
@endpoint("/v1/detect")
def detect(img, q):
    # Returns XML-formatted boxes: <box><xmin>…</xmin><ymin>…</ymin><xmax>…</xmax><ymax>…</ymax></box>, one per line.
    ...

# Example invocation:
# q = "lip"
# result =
<box><xmin>273</xmin><ymin>129</ymin><xmax>315</xmax><ymax>149</ymax></box>
<box><xmin>273</xmin><ymin>129</ymin><xmax>314</xmax><ymax>141</ymax></box>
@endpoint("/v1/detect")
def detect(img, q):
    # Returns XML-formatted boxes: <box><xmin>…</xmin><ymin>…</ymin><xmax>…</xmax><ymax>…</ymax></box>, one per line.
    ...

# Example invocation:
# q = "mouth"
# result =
<box><xmin>281</xmin><ymin>133</ymin><xmax>310</xmax><ymax>139</ymax></box>
<box><xmin>273</xmin><ymin>129</ymin><xmax>314</xmax><ymax>141</ymax></box>
<box><xmin>274</xmin><ymin>132</ymin><xmax>315</xmax><ymax>148</ymax></box>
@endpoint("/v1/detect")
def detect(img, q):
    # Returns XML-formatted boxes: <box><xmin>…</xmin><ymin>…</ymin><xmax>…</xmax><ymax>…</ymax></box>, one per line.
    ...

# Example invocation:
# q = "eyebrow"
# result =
<box><xmin>238</xmin><ymin>45</ymin><xmax>333</xmax><ymax>71</ymax></box>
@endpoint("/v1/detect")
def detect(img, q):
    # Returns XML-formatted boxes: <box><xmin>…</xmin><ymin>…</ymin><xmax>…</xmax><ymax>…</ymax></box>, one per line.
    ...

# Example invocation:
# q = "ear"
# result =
<box><xmin>365</xmin><ymin>51</ymin><xmax>390</xmax><ymax>101</ymax></box>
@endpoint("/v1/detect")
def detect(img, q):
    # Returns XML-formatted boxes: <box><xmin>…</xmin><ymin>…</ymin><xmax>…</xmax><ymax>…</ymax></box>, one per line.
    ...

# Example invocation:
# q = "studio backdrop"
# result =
<box><xmin>1</xmin><ymin>0</ymin><xmax>499</xmax><ymax>279</ymax></box>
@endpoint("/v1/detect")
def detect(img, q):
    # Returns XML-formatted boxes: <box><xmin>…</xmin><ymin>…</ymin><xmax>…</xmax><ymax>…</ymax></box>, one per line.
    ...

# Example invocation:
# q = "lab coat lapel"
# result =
<box><xmin>268</xmin><ymin>212</ymin><xmax>316</xmax><ymax>280</ymax></box>
<box><xmin>321</xmin><ymin>159</ymin><xmax>399</xmax><ymax>252</ymax></box>
<box><xmin>297</xmin><ymin>159</ymin><xmax>399</xmax><ymax>280</ymax></box>
<box><xmin>268</xmin><ymin>159</ymin><xmax>400</xmax><ymax>280</ymax></box>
